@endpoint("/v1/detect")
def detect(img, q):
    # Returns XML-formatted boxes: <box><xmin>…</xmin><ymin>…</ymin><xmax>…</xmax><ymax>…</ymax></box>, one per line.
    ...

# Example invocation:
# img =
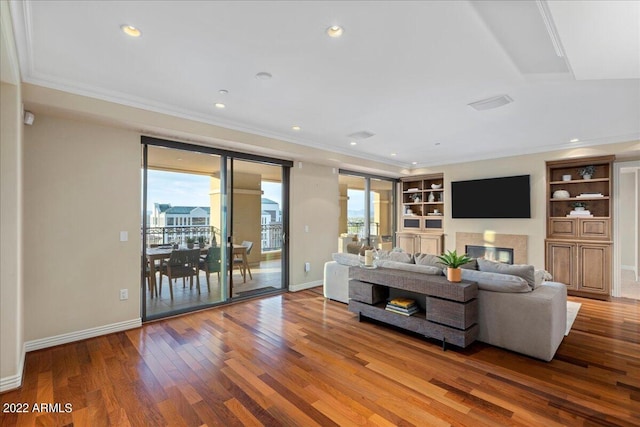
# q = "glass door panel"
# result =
<box><xmin>143</xmin><ymin>145</ymin><xmax>227</xmax><ymax>320</ymax></box>
<box><xmin>339</xmin><ymin>174</ymin><xmax>367</xmax><ymax>244</ymax></box>
<box><xmin>371</xmin><ymin>179</ymin><xmax>394</xmax><ymax>250</ymax></box>
<box><xmin>229</xmin><ymin>159</ymin><xmax>284</xmax><ymax>298</ymax></box>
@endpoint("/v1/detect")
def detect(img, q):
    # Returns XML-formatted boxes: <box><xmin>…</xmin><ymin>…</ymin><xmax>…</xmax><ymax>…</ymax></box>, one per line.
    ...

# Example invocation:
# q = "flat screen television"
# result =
<box><xmin>451</xmin><ymin>174</ymin><xmax>531</xmax><ymax>218</ymax></box>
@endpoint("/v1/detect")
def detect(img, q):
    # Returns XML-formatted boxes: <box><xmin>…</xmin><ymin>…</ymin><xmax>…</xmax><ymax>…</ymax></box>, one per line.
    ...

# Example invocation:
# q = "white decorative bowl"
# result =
<box><xmin>552</xmin><ymin>190</ymin><xmax>570</xmax><ymax>199</ymax></box>
<box><xmin>431</xmin><ymin>183</ymin><xmax>442</xmax><ymax>189</ymax></box>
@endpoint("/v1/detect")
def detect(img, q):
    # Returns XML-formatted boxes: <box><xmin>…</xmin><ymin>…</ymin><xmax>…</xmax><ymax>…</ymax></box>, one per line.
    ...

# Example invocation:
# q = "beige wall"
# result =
<box><xmin>0</xmin><ymin>81</ymin><xmax>24</xmax><ymax>386</ymax></box>
<box><xmin>290</xmin><ymin>163</ymin><xmax>339</xmax><ymax>288</ymax></box>
<box><xmin>620</xmin><ymin>171</ymin><xmax>638</xmax><ymax>268</ymax></box>
<box><xmin>23</xmin><ymin>115</ymin><xmax>141</xmax><ymax>341</ymax></box>
<box><xmin>1</xmin><ymin>0</ymin><xmax>25</xmax><ymax>390</ymax></box>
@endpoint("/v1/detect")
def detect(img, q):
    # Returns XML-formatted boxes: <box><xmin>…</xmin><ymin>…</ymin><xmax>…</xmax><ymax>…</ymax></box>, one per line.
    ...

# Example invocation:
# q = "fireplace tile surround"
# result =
<box><xmin>456</xmin><ymin>232</ymin><xmax>528</xmax><ymax>264</ymax></box>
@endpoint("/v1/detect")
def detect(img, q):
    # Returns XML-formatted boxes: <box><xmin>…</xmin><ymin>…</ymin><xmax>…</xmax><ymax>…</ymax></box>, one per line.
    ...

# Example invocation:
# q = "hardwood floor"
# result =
<box><xmin>2</xmin><ymin>289</ymin><xmax>638</xmax><ymax>426</ymax></box>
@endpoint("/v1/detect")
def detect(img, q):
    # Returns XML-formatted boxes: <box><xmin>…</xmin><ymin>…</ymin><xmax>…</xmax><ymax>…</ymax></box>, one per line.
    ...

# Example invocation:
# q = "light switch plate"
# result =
<box><xmin>120</xmin><ymin>231</ymin><xmax>128</xmax><ymax>242</ymax></box>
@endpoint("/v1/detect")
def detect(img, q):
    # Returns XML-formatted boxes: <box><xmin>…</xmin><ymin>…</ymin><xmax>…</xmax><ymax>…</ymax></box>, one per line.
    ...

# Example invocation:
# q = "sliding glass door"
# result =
<box><xmin>339</xmin><ymin>171</ymin><xmax>397</xmax><ymax>249</ymax></box>
<box><xmin>141</xmin><ymin>138</ymin><xmax>290</xmax><ymax>321</ymax></box>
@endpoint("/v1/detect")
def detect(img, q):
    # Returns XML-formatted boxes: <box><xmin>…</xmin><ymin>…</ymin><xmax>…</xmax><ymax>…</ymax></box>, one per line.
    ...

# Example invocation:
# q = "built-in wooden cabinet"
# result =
<box><xmin>398</xmin><ymin>174</ymin><xmax>444</xmax><ymax>254</ymax></box>
<box><xmin>397</xmin><ymin>232</ymin><xmax>444</xmax><ymax>255</ymax></box>
<box><xmin>545</xmin><ymin>156</ymin><xmax>614</xmax><ymax>299</ymax></box>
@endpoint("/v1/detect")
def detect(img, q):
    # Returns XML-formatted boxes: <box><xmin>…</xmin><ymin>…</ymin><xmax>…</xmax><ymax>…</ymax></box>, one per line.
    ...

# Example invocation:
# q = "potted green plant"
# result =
<box><xmin>197</xmin><ymin>236</ymin><xmax>206</xmax><ymax>248</ymax></box>
<box><xmin>578</xmin><ymin>165</ymin><xmax>595</xmax><ymax>180</ymax></box>
<box><xmin>185</xmin><ymin>237</ymin><xmax>196</xmax><ymax>249</ymax></box>
<box><xmin>572</xmin><ymin>201</ymin><xmax>587</xmax><ymax>211</ymax></box>
<box><xmin>436</xmin><ymin>250</ymin><xmax>471</xmax><ymax>283</ymax></box>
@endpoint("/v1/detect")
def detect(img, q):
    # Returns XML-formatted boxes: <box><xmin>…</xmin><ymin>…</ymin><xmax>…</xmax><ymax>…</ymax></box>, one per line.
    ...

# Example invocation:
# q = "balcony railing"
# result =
<box><xmin>347</xmin><ymin>221</ymin><xmax>379</xmax><ymax>238</ymax></box>
<box><xmin>145</xmin><ymin>224</ymin><xmax>283</xmax><ymax>251</ymax></box>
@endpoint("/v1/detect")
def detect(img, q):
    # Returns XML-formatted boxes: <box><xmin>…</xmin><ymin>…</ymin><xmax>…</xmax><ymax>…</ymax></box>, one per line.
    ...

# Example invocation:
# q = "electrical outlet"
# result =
<box><xmin>120</xmin><ymin>289</ymin><xmax>128</xmax><ymax>300</ymax></box>
<box><xmin>304</xmin><ymin>262</ymin><xmax>311</xmax><ymax>272</ymax></box>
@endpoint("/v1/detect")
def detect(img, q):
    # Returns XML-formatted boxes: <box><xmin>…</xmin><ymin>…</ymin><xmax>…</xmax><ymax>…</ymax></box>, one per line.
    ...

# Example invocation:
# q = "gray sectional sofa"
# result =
<box><xmin>323</xmin><ymin>252</ymin><xmax>567</xmax><ymax>361</ymax></box>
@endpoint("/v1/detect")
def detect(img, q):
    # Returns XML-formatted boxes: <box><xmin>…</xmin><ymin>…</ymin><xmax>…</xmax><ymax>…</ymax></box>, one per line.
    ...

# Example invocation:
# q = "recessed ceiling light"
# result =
<box><xmin>291</xmin><ymin>125</ymin><xmax>301</xmax><ymax>131</ymax></box>
<box><xmin>214</xmin><ymin>103</ymin><xmax>226</xmax><ymax>109</ymax></box>
<box><xmin>570</xmin><ymin>138</ymin><xmax>580</xmax><ymax>143</ymax></box>
<box><xmin>412</xmin><ymin>162</ymin><xmax>418</xmax><ymax>165</ymax></box>
<box><xmin>219</xmin><ymin>89</ymin><xmax>228</xmax><ymax>95</ymax></box>
<box><xmin>350</xmin><ymin>141</ymin><xmax>357</xmax><ymax>146</ymax></box>
<box><xmin>326</xmin><ymin>25</ymin><xmax>344</xmax><ymax>38</ymax></box>
<box><xmin>391</xmin><ymin>153</ymin><xmax>397</xmax><ymax>157</ymax></box>
<box><xmin>256</xmin><ymin>72</ymin><xmax>272</xmax><ymax>80</ymax></box>
<box><xmin>121</xmin><ymin>25</ymin><xmax>141</xmax><ymax>37</ymax></box>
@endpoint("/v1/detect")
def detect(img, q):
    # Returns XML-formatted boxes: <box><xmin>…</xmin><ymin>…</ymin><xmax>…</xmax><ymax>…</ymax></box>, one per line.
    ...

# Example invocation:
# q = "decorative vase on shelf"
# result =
<box><xmin>582</xmin><ymin>174</ymin><xmax>591</xmax><ymax>180</ymax></box>
<box><xmin>428</xmin><ymin>192</ymin><xmax>435</xmax><ymax>202</ymax></box>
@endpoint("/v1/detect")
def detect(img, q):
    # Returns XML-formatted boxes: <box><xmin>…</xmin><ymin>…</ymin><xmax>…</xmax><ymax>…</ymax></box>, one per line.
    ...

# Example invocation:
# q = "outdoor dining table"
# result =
<box><xmin>145</xmin><ymin>244</ymin><xmax>249</xmax><ymax>297</ymax></box>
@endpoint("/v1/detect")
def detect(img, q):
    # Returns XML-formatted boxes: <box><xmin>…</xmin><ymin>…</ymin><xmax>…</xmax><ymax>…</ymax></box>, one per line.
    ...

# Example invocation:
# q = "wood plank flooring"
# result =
<box><xmin>1</xmin><ymin>289</ymin><xmax>638</xmax><ymax>426</ymax></box>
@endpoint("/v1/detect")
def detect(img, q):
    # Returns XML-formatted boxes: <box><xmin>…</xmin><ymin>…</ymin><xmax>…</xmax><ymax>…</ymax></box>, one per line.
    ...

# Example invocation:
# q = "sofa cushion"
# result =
<box><xmin>461</xmin><ymin>269</ymin><xmax>531</xmax><ymax>293</ymax></box>
<box><xmin>387</xmin><ymin>251</ymin><xmax>414</xmax><ymax>263</ymax></box>
<box><xmin>414</xmin><ymin>253</ymin><xmax>444</xmax><ymax>268</ymax></box>
<box><xmin>377</xmin><ymin>260</ymin><xmax>442</xmax><ymax>275</ymax></box>
<box><xmin>332</xmin><ymin>252</ymin><xmax>360</xmax><ymax>266</ymax></box>
<box><xmin>477</xmin><ymin>258</ymin><xmax>535</xmax><ymax>289</ymax></box>
<box><xmin>415</xmin><ymin>253</ymin><xmax>477</xmax><ymax>270</ymax></box>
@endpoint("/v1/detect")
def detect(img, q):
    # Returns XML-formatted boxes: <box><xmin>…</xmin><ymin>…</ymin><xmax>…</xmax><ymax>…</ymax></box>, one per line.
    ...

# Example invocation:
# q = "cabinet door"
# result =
<box><xmin>577</xmin><ymin>243</ymin><xmax>611</xmax><ymax>295</ymax></box>
<box><xmin>548</xmin><ymin>218</ymin><xmax>577</xmax><ymax>238</ymax></box>
<box><xmin>578</xmin><ymin>218</ymin><xmax>610</xmax><ymax>240</ymax></box>
<box><xmin>397</xmin><ymin>234</ymin><xmax>416</xmax><ymax>254</ymax></box>
<box><xmin>546</xmin><ymin>241</ymin><xmax>576</xmax><ymax>289</ymax></box>
<box><xmin>417</xmin><ymin>234</ymin><xmax>443</xmax><ymax>255</ymax></box>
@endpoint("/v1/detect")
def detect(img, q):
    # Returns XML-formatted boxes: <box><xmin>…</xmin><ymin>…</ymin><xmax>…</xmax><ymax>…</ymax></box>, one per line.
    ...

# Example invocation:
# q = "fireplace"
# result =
<box><xmin>456</xmin><ymin>232</ymin><xmax>527</xmax><ymax>264</ymax></box>
<box><xmin>466</xmin><ymin>245</ymin><xmax>514</xmax><ymax>264</ymax></box>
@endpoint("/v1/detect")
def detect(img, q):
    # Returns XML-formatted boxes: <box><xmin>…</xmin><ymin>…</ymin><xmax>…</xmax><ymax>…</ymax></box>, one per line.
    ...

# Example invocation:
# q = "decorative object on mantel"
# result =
<box><xmin>436</xmin><ymin>250</ymin><xmax>472</xmax><ymax>283</ymax></box>
<box><xmin>578</xmin><ymin>165</ymin><xmax>595</xmax><ymax>180</ymax></box>
<box><xmin>552</xmin><ymin>190</ymin><xmax>570</xmax><ymax>199</ymax></box>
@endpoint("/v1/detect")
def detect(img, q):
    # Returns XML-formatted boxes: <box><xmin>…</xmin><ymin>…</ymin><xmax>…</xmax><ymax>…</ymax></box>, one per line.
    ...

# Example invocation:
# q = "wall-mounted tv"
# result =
<box><xmin>451</xmin><ymin>174</ymin><xmax>531</xmax><ymax>218</ymax></box>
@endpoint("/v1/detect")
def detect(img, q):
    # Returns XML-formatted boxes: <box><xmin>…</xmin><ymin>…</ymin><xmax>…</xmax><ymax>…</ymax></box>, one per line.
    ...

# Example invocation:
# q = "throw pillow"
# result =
<box><xmin>414</xmin><ymin>253</ymin><xmax>477</xmax><ymax>270</ymax></box>
<box><xmin>376</xmin><ymin>260</ymin><xmax>442</xmax><ymax>275</ymax></box>
<box><xmin>414</xmin><ymin>253</ymin><xmax>444</xmax><ymax>268</ymax></box>
<box><xmin>461</xmin><ymin>269</ymin><xmax>531</xmax><ymax>293</ymax></box>
<box><xmin>387</xmin><ymin>251</ymin><xmax>414</xmax><ymax>263</ymax></box>
<box><xmin>477</xmin><ymin>258</ymin><xmax>535</xmax><ymax>289</ymax></box>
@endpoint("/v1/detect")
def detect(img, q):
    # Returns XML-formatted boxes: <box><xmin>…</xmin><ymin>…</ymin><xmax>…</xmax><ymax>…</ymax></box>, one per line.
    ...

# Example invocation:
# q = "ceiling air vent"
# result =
<box><xmin>468</xmin><ymin>95</ymin><xmax>513</xmax><ymax>111</ymax></box>
<box><xmin>347</xmin><ymin>131</ymin><xmax>376</xmax><ymax>140</ymax></box>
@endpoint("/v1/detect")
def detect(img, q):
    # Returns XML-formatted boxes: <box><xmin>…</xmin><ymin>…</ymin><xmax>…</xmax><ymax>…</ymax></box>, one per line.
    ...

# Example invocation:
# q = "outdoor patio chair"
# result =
<box><xmin>159</xmin><ymin>249</ymin><xmax>201</xmax><ymax>298</ymax></box>
<box><xmin>199</xmin><ymin>246</ymin><xmax>221</xmax><ymax>291</ymax></box>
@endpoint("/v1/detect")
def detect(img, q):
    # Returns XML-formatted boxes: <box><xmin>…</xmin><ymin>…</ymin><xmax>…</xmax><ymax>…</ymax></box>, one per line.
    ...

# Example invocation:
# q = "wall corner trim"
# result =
<box><xmin>24</xmin><ymin>318</ymin><xmax>142</xmax><ymax>353</ymax></box>
<box><xmin>289</xmin><ymin>280</ymin><xmax>323</xmax><ymax>292</ymax></box>
<box><xmin>0</xmin><ymin>344</ymin><xmax>26</xmax><ymax>393</ymax></box>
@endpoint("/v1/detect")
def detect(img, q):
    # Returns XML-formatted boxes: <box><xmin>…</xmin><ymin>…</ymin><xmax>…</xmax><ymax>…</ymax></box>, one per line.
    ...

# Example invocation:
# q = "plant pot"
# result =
<box><xmin>446</xmin><ymin>267</ymin><xmax>462</xmax><ymax>283</ymax></box>
<box><xmin>582</xmin><ymin>174</ymin><xmax>592</xmax><ymax>180</ymax></box>
<box><xmin>187</xmin><ymin>243</ymin><xmax>194</xmax><ymax>249</ymax></box>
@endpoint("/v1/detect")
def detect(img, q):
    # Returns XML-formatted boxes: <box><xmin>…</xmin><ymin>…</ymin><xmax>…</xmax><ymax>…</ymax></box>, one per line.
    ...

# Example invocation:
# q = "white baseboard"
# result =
<box><xmin>0</xmin><ymin>344</ymin><xmax>26</xmax><ymax>393</ymax></box>
<box><xmin>289</xmin><ymin>280</ymin><xmax>323</xmax><ymax>292</ymax></box>
<box><xmin>621</xmin><ymin>265</ymin><xmax>636</xmax><ymax>272</ymax></box>
<box><xmin>25</xmin><ymin>318</ymin><xmax>142</xmax><ymax>353</ymax></box>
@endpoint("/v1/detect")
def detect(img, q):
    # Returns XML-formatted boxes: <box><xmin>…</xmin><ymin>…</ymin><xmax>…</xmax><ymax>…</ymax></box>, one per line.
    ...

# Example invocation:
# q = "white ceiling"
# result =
<box><xmin>8</xmin><ymin>0</ymin><xmax>640</xmax><ymax>169</ymax></box>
